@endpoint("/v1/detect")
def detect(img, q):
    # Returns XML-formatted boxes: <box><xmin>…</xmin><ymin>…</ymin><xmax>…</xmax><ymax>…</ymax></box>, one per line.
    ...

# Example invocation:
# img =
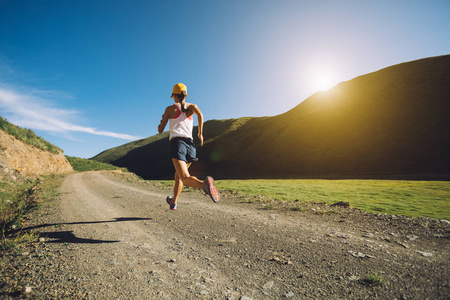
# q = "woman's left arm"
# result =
<box><xmin>191</xmin><ymin>104</ymin><xmax>204</xmax><ymax>146</ymax></box>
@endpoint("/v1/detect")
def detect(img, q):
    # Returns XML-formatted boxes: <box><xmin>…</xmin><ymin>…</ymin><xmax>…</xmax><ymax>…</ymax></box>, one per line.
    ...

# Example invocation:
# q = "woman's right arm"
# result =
<box><xmin>158</xmin><ymin>107</ymin><xmax>170</xmax><ymax>134</ymax></box>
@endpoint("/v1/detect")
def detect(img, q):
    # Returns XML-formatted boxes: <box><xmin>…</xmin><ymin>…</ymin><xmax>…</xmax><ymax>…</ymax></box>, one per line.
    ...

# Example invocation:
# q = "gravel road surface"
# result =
<box><xmin>2</xmin><ymin>171</ymin><xmax>449</xmax><ymax>299</ymax></box>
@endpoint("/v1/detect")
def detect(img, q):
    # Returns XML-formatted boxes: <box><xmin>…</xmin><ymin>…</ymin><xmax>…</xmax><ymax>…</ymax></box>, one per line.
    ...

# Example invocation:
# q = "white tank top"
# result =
<box><xmin>169</xmin><ymin>103</ymin><xmax>194</xmax><ymax>140</ymax></box>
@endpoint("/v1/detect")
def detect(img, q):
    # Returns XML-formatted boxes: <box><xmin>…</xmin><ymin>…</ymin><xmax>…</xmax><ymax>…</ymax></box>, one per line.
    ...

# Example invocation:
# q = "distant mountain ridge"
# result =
<box><xmin>93</xmin><ymin>55</ymin><xmax>450</xmax><ymax>180</ymax></box>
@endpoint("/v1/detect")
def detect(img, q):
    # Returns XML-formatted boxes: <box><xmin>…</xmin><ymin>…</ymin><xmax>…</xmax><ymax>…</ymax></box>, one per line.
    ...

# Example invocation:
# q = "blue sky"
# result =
<box><xmin>0</xmin><ymin>0</ymin><xmax>449</xmax><ymax>158</ymax></box>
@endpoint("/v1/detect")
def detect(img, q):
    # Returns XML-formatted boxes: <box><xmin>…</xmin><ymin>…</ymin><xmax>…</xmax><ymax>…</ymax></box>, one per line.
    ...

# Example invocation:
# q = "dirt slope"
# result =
<box><xmin>0</xmin><ymin>129</ymin><xmax>72</xmax><ymax>178</ymax></box>
<box><xmin>3</xmin><ymin>171</ymin><xmax>448</xmax><ymax>299</ymax></box>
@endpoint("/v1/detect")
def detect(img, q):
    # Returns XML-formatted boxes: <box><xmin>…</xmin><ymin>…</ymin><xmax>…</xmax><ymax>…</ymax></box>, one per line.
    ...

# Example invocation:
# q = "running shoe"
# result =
<box><xmin>166</xmin><ymin>196</ymin><xmax>177</xmax><ymax>210</ymax></box>
<box><xmin>203</xmin><ymin>176</ymin><xmax>220</xmax><ymax>203</ymax></box>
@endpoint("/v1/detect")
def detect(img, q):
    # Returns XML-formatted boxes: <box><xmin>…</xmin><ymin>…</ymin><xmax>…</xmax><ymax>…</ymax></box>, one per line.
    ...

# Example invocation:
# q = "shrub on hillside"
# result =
<box><xmin>0</xmin><ymin>117</ymin><xmax>61</xmax><ymax>154</ymax></box>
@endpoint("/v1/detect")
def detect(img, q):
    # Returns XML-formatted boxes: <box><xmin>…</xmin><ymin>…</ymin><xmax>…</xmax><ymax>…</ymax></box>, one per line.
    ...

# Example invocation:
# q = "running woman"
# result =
<box><xmin>158</xmin><ymin>83</ymin><xmax>219</xmax><ymax>210</ymax></box>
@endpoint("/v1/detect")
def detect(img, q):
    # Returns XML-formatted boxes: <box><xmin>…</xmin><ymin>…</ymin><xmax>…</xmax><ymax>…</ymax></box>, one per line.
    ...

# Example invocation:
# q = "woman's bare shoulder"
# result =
<box><xmin>165</xmin><ymin>104</ymin><xmax>179</xmax><ymax>118</ymax></box>
<box><xmin>186</xmin><ymin>102</ymin><xmax>199</xmax><ymax>109</ymax></box>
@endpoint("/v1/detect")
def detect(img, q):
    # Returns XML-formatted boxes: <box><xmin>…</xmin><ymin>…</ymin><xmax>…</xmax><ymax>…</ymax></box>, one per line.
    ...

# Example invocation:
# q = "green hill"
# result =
<box><xmin>0</xmin><ymin>117</ymin><xmax>61</xmax><ymax>154</ymax></box>
<box><xmin>93</xmin><ymin>55</ymin><xmax>450</xmax><ymax>180</ymax></box>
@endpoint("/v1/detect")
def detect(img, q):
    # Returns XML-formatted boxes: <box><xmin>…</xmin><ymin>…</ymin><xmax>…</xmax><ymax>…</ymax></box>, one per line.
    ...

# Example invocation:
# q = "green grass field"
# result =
<box><xmin>156</xmin><ymin>179</ymin><xmax>450</xmax><ymax>220</ymax></box>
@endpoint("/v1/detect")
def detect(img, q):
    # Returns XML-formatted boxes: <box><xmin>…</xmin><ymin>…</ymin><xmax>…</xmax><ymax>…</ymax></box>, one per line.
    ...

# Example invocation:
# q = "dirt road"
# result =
<box><xmin>14</xmin><ymin>171</ymin><xmax>449</xmax><ymax>299</ymax></box>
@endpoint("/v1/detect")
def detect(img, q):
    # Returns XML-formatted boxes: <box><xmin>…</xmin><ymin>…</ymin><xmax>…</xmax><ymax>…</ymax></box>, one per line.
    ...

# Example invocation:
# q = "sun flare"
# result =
<box><xmin>312</xmin><ymin>71</ymin><xmax>337</xmax><ymax>92</ymax></box>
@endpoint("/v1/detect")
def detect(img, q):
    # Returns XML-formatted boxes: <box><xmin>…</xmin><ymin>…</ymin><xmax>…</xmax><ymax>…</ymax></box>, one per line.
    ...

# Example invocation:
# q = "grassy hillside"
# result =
<box><xmin>0</xmin><ymin>117</ymin><xmax>61</xmax><ymax>154</ymax></box>
<box><xmin>65</xmin><ymin>156</ymin><xmax>122</xmax><ymax>172</ymax></box>
<box><xmin>93</xmin><ymin>55</ymin><xmax>450</xmax><ymax>180</ymax></box>
<box><xmin>200</xmin><ymin>55</ymin><xmax>450</xmax><ymax>179</ymax></box>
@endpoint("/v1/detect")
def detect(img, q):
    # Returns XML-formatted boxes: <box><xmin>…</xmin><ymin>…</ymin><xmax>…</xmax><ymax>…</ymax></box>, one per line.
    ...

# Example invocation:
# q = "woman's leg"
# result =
<box><xmin>172</xmin><ymin>158</ymin><xmax>203</xmax><ymax>190</ymax></box>
<box><xmin>172</xmin><ymin>162</ymin><xmax>190</xmax><ymax>204</ymax></box>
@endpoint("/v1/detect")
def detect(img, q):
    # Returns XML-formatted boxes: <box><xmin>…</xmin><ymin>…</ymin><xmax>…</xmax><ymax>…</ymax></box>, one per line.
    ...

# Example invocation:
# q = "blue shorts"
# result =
<box><xmin>170</xmin><ymin>137</ymin><xmax>198</xmax><ymax>163</ymax></box>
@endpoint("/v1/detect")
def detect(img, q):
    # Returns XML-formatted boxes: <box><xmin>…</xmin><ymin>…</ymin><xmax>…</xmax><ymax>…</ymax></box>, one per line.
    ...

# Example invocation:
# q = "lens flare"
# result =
<box><xmin>312</xmin><ymin>70</ymin><xmax>337</xmax><ymax>92</ymax></box>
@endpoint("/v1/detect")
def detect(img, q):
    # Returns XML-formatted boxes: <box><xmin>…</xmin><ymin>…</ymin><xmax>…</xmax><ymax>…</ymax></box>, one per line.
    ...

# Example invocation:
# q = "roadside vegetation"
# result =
<box><xmin>65</xmin><ymin>156</ymin><xmax>123</xmax><ymax>172</ymax></box>
<box><xmin>0</xmin><ymin>117</ymin><xmax>61</xmax><ymax>154</ymax></box>
<box><xmin>154</xmin><ymin>179</ymin><xmax>450</xmax><ymax>220</ymax></box>
<box><xmin>360</xmin><ymin>273</ymin><xmax>386</xmax><ymax>286</ymax></box>
<box><xmin>0</xmin><ymin>175</ymin><xmax>63</xmax><ymax>250</ymax></box>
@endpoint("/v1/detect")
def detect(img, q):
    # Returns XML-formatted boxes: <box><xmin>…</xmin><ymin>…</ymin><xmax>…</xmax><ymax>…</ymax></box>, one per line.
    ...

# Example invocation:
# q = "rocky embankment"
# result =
<box><xmin>0</xmin><ymin>129</ymin><xmax>72</xmax><ymax>179</ymax></box>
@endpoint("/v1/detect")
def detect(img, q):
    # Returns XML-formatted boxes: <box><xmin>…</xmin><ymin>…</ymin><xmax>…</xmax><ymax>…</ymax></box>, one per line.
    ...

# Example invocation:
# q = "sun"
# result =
<box><xmin>312</xmin><ymin>70</ymin><xmax>337</xmax><ymax>92</ymax></box>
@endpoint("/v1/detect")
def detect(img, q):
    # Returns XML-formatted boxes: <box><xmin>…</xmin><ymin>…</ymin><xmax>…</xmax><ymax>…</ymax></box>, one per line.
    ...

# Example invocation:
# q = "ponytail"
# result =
<box><xmin>174</xmin><ymin>91</ymin><xmax>188</xmax><ymax>112</ymax></box>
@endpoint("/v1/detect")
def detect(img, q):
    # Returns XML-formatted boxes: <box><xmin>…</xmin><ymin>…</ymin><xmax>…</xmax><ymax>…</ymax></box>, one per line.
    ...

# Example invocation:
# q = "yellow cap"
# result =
<box><xmin>170</xmin><ymin>83</ymin><xmax>187</xmax><ymax>97</ymax></box>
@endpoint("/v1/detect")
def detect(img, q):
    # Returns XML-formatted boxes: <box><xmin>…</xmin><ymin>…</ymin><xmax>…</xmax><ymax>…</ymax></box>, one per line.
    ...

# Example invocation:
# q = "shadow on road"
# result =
<box><xmin>39</xmin><ymin>230</ymin><xmax>120</xmax><ymax>244</ymax></box>
<box><xmin>18</xmin><ymin>217</ymin><xmax>152</xmax><ymax>232</ymax></box>
<box><xmin>8</xmin><ymin>217</ymin><xmax>152</xmax><ymax>244</ymax></box>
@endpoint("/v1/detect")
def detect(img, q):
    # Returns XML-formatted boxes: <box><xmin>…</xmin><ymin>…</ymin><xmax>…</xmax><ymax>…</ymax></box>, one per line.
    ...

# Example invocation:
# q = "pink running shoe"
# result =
<box><xmin>203</xmin><ymin>176</ymin><xmax>220</xmax><ymax>203</ymax></box>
